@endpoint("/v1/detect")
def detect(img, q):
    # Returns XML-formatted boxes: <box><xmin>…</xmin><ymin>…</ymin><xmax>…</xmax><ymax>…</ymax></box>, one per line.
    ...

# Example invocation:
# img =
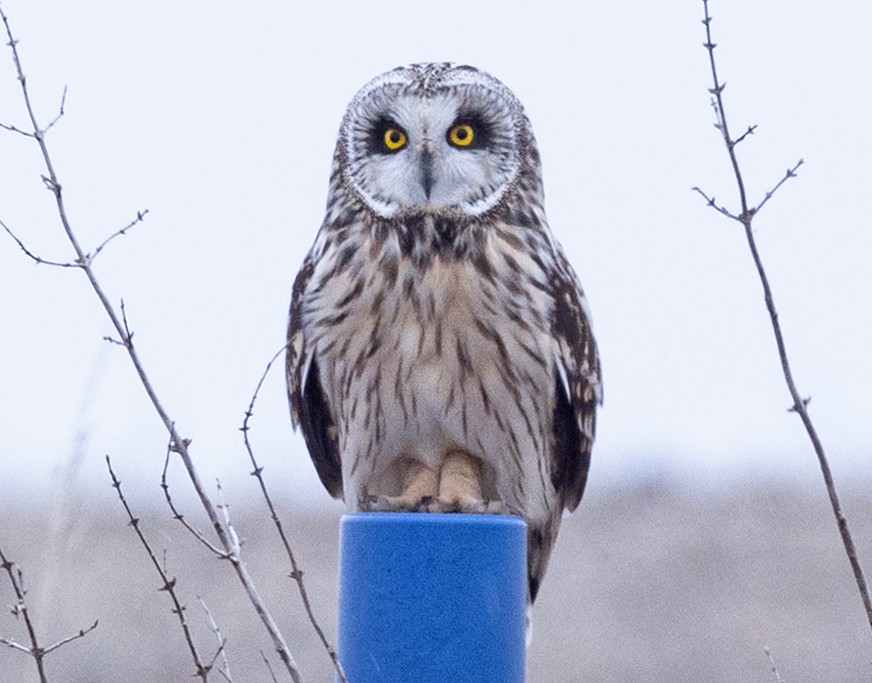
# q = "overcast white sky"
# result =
<box><xmin>0</xmin><ymin>1</ymin><xmax>870</xmax><ymax>507</ymax></box>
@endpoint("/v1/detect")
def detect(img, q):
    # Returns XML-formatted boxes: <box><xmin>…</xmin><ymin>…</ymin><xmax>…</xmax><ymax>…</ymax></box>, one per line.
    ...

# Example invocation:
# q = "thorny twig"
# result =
<box><xmin>101</xmin><ymin>299</ymin><xmax>134</xmax><ymax>347</ymax></box>
<box><xmin>106</xmin><ymin>456</ymin><xmax>214</xmax><ymax>682</ymax></box>
<box><xmin>40</xmin><ymin>622</ymin><xmax>100</xmax><ymax>657</ymax></box>
<box><xmin>0</xmin><ymin>83</ymin><xmax>62</xmax><ymax>136</ymax></box>
<box><xmin>1</xmin><ymin>207</ymin><xmax>148</xmax><ymax>268</ymax></box>
<box><xmin>242</xmin><ymin>346</ymin><xmax>349</xmax><ymax>683</ymax></box>
<box><xmin>161</xmin><ymin>436</ymin><xmax>226</xmax><ymax>558</ymax></box>
<box><xmin>0</xmin><ymin>542</ymin><xmax>97</xmax><ymax>682</ymax></box>
<box><xmin>0</xmin><ymin>7</ymin><xmax>305</xmax><ymax>681</ymax></box>
<box><xmin>1</xmin><ymin>216</ymin><xmax>79</xmax><ymax>267</ymax></box>
<box><xmin>694</xmin><ymin>0</ymin><xmax>872</xmax><ymax>635</ymax></box>
<box><xmin>85</xmin><ymin>208</ymin><xmax>149</xmax><ymax>266</ymax></box>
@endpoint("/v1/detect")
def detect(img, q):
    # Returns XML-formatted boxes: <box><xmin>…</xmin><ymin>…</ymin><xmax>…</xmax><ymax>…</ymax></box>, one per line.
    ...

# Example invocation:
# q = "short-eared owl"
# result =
<box><xmin>287</xmin><ymin>63</ymin><xmax>601</xmax><ymax>602</ymax></box>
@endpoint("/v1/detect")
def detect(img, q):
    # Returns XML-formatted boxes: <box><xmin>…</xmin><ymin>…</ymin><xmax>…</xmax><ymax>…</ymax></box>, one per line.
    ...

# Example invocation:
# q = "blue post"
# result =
<box><xmin>337</xmin><ymin>513</ymin><xmax>527</xmax><ymax>683</ymax></box>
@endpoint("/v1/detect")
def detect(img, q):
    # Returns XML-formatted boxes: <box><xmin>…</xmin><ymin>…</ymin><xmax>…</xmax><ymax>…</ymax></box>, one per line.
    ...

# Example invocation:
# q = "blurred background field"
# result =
<box><xmin>3</xmin><ymin>478</ymin><xmax>871</xmax><ymax>682</ymax></box>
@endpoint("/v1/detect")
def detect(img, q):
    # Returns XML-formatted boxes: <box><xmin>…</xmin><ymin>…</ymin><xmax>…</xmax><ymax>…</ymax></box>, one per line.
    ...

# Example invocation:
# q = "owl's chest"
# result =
<box><xmin>327</xmin><ymin>257</ymin><xmax>497</xmax><ymax>377</ymax></box>
<box><xmin>310</xmin><ymin>248</ymin><xmax>554</xmax><ymax>419</ymax></box>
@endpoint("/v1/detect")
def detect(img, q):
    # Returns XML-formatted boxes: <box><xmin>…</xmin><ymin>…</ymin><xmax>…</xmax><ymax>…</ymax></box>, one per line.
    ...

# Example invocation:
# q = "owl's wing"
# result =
<box><xmin>550</xmin><ymin>249</ymin><xmax>602</xmax><ymax>512</ymax></box>
<box><xmin>287</xmin><ymin>255</ymin><xmax>344</xmax><ymax>499</ymax></box>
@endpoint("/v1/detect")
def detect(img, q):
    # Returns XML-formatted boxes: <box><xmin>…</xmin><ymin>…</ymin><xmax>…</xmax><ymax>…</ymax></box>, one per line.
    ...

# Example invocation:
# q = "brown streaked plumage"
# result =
<box><xmin>287</xmin><ymin>63</ymin><xmax>601</xmax><ymax>604</ymax></box>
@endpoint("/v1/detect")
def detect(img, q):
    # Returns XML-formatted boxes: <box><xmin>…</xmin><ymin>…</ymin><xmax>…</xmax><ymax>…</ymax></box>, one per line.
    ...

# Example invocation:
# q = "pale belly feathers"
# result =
<box><xmin>308</xmin><ymin>244</ymin><xmax>559</xmax><ymax>522</ymax></box>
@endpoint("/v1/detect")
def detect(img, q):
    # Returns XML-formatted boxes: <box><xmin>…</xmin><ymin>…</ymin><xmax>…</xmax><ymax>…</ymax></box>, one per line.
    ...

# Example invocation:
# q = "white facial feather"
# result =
<box><xmin>342</xmin><ymin>72</ymin><xmax>522</xmax><ymax>217</ymax></box>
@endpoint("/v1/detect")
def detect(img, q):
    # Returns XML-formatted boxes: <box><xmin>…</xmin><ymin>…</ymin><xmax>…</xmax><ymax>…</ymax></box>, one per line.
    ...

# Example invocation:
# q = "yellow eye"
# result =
<box><xmin>383</xmin><ymin>127</ymin><xmax>407</xmax><ymax>151</ymax></box>
<box><xmin>448</xmin><ymin>123</ymin><xmax>475</xmax><ymax>147</ymax></box>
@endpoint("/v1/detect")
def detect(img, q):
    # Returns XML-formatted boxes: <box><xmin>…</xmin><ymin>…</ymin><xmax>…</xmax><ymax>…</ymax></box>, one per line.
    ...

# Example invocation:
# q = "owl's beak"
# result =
<box><xmin>419</xmin><ymin>148</ymin><xmax>434</xmax><ymax>199</ymax></box>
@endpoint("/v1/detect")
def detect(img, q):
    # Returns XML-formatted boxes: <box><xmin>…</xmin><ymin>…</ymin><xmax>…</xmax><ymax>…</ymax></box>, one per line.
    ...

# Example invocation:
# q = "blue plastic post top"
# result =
<box><xmin>337</xmin><ymin>512</ymin><xmax>527</xmax><ymax>683</ymax></box>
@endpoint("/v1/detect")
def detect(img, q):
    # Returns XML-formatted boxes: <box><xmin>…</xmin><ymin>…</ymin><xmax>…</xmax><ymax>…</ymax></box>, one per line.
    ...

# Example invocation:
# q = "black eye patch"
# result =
<box><xmin>449</xmin><ymin>111</ymin><xmax>492</xmax><ymax>149</ymax></box>
<box><xmin>368</xmin><ymin>117</ymin><xmax>407</xmax><ymax>155</ymax></box>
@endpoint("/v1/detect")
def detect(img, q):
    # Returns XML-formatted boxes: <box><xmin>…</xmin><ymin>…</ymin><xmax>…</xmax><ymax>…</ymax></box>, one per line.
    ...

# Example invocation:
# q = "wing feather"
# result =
<box><xmin>550</xmin><ymin>249</ymin><xmax>602</xmax><ymax>512</ymax></box>
<box><xmin>287</xmin><ymin>254</ymin><xmax>343</xmax><ymax>498</ymax></box>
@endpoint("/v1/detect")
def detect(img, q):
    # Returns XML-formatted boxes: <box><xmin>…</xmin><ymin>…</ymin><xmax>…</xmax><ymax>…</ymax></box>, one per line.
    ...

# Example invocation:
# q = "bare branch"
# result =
<box><xmin>0</xmin><ymin>635</ymin><xmax>34</xmax><ymax>655</ymax></box>
<box><xmin>85</xmin><ymin>209</ymin><xmax>149</xmax><ymax>265</ymax></box>
<box><xmin>42</xmin><ymin>85</ymin><xmax>66</xmax><ymax>134</ymax></box>
<box><xmin>690</xmin><ymin>186</ymin><xmax>740</xmax><ymax>222</ymax></box>
<box><xmin>215</xmin><ymin>479</ymin><xmax>241</xmax><ymax>555</ymax></box>
<box><xmin>1</xmin><ymin>6</ymin><xmax>304</xmax><ymax>679</ymax></box>
<box><xmin>699</xmin><ymin>3</ymin><xmax>749</xmax><ymax>213</ymax></box>
<box><xmin>0</xmin><ymin>80</ymin><xmax>64</xmax><ymax>138</ymax></box>
<box><xmin>161</xmin><ymin>438</ymin><xmax>226</xmax><ymax>558</ymax></box>
<box><xmin>105</xmin><ymin>456</ymin><xmax>212</xmax><ymax>682</ymax></box>
<box><xmin>753</xmin><ymin>160</ymin><xmax>804</xmax><ymax>216</ymax></box>
<box><xmin>42</xmin><ymin>620</ymin><xmax>98</xmax><ymax>657</ymax></box>
<box><xmin>261</xmin><ymin>650</ymin><xmax>279</xmax><ymax>683</ymax></box>
<box><xmin>0</xmin><ymin>546</ymin><xmax>47</xmax><ymax>682</ymax></box>
<box><xmin>0</xmin><ymin>119</ymin><xmax>35</xmax><ymax>137</ymax></box>
<box><xmin>0</xmin><ymin>216</ymin><xmax>79</xmax><ymax>268</ymax></box>
<box><xmin>1</xmin><ymin>208</ymin><xmax>148</xmax><ymax>269</ymax></box>
<box><xmin>241</xmin><ymin>345</ymin><xmax>349</xmax><ymax>683</ymax></box>
<box><xmin>698</xmin><ymin>0</ymin><xmax>872</xmax><ymax>635</ymax></box>
<box><xmin>731</xmin><ymin>123</ymin><xmax>757</xmax><ymax>148</ymax></box>
<box><xmin>1</xmin><ymin>540</ymin><xmax>97</xmax><ymax>681</ymax></box>
<box><xmin>198</xmin><ymin>596</ymin><xmax>232</xmax><ymax>683</ymax></box>
<box><xmin>764</xmin><ymin>646</ymin><xmax>785</xmax><ymax>683</ymax></box>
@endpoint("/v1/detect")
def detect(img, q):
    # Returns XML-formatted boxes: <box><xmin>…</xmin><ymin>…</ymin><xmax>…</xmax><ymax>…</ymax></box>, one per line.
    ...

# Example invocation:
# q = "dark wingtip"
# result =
<box><xmin>529</xmin><ymin>576</ymin><xmax>541</xmax><ymax>604</ymax></box>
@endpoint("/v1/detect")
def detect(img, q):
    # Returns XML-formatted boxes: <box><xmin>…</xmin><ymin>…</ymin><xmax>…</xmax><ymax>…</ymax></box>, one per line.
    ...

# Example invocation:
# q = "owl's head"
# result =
<box><xmin>336</xmin><ymin>63</ymin><xmax>539</xmax><ymax>219</ymax></box>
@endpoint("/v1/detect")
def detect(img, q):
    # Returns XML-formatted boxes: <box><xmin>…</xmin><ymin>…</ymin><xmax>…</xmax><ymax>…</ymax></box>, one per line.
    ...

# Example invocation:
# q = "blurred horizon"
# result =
<box><xmin>3</xmin><ymin>482</ymin><xmax>872</xmax><ymax>681</ymax></box>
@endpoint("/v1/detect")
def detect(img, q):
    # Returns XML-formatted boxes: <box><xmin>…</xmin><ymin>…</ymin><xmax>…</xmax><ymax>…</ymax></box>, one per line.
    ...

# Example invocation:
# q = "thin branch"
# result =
<box><xmin>764</xmin><ymin>646</ymin><xmax>785</xmax><ymax>683</ymax></box>
<box><xmin>0</xmin><ymin>80</ymin><xmax>63</xmax><ymax>138</ymax></box>
<box><xmin>690</xmin><ymin>186</ymin><xmax>739</xmax><ymax>222</ymax></box>
<box><xmin>1</xmin><ymin>200</ymin><xmax>148</xmax><ymax>269</ymax></box>
<box><xmin>41</xmin><ymin>85</ymin><xmax>66</xmax><ymax>134</ymax></box>
<box><xmin>0</xmin><ymin>216</ymin><xmax>79</xmax><ymax>267</ymax></box>
<box><xmin>261</xmin><ymin>650</ymin><xmax>280</xmax><ymax>683</ymax></box>
<box><xmin>161</xmin><ymin>437</ymin><xmax>226</xmax><ymax>558</ymax></box>
<box><xmin>0</xmin><ymin>635</ymin><xmax>34</xmax><ymax>655</ymax></box>
<box><xmin>84</xmin><ymin>208</ymin><xmax>149</xmax><ymax>266</ymax></box>
<box><xmin>0</xmin><ymin>541</ymin><xmax>97</xmax><ymax>681</ymax></box>
<box><xmin>215</xmin><ymin>479</ymin><xmax>242</xmax><ymax>556</ymax></box>
<box><xmin>0</xmin><ymin>119</ymin><xmax>34</xmax><ymax>136</ymax></box>
<box><xmin>105</xmin><ymin>456</ymin><xmax>212</xmax><ymax>682</ymax></box>
<box><xmin>697</xmin><ymin>0</ymin><xmax>872</xmax><ymax>635</ymax></box>
<box><xmin>0</xmin><ymin>545</ymin><xmax>47</xmax><ymax>682</ymax></box>
<box><xmin>42</xmin><ymin>621</ymin><xmax>98</xmax><ymax>657</ymax></box>
<box><xmin>753</xmin><ymin>161</ymin><xmax>804</xmax><ymax>217</ymax></box>
<box><xmin>241</xmin><ymin>345</ymin><xmax>349</xmax><ymax>683</ymax></box>
<box><xmin>0</xmin><ymin>9</ymin><xmax>304</xmax><ymax>679</ymax></box>
<box><xmin>102</xmin><ymin>334</ymin><xmax>127</xmax><ymax>347</ymax></box>
<box><xmin>198</xmin><ymin>597</ymin><xmax>232</xmax><ymax>683</ymax></box>
<box><xmin>732</xmin><ymin>123</ymin><xmax>757</xmax><ymax>148</ymax></box>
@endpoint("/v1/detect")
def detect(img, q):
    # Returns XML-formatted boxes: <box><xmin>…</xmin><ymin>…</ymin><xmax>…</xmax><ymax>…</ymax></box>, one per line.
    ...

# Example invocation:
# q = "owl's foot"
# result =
<box><xmin>364</xmin><ymin>459</ymin><xmax>439</xmax><ymax>511</ymax></box>
<box><xmin>430</xmin><ymin>451</ymin><xmax>507</xmax><ymax>513</ymax></box>
<box><xmin>438</xmin><ymin>450</ymin><xmax>483</xmax><ymax>505</ymax></box>
<box><xmin>419</xmin><ymin>497</ymin><xmax>507</xmax><ymax>514</ymax></box>
<box><xmin>363</xmin><ymin>452</ymin><xmax>505</xmax><ymax>514</ymax></box>
<box><xmin>365</xmin><ymin>494</ymin><xmax>506</xmax><ymax>514</ymax></box>
<box><xmin>365</xmin><ymin>494</ymin><xmax>435</xmax><ymax>512</ymax></box>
